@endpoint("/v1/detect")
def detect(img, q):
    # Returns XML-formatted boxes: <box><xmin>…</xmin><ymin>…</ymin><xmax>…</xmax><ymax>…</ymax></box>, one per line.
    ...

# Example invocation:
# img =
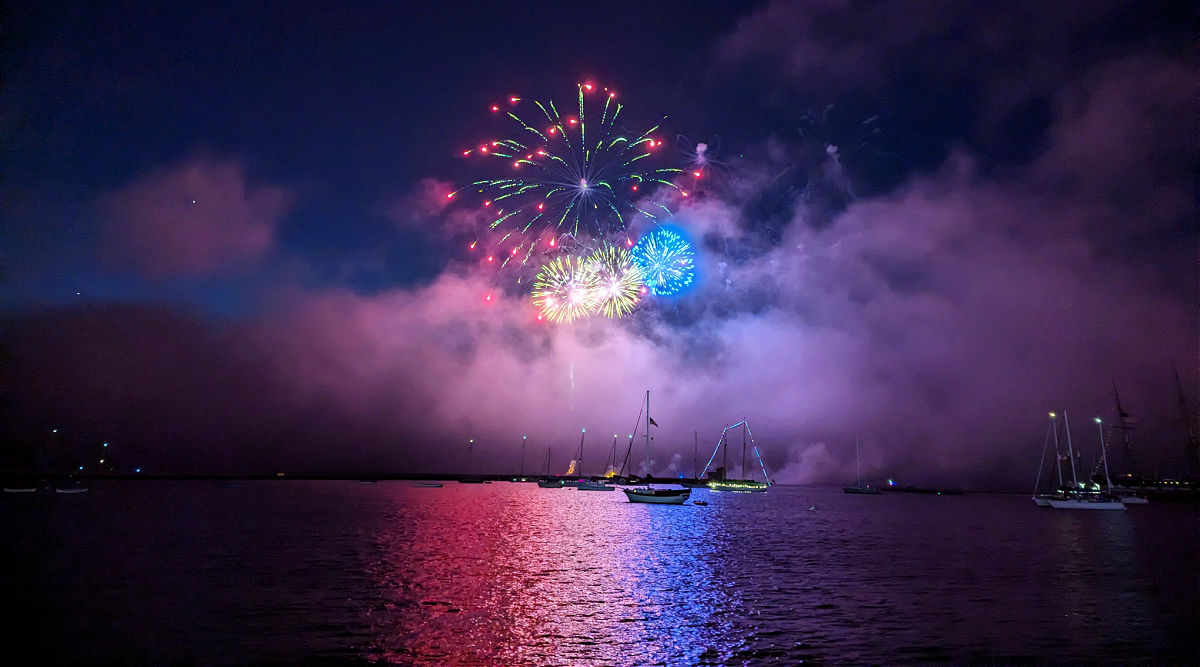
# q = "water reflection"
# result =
<box><xmin>355</xmin><ymin>484</ymin><xmax>1198</xmax><ymax>664</ymax></box>
<box><xmin>367</xmin><ymin>483</ymin><xmax>741</xmax><ymax>664</ymax></box>
<box><xmin>4</xmin><ymin>482</ymin><xmax>1193</xmax><ymax>662</ymax></box>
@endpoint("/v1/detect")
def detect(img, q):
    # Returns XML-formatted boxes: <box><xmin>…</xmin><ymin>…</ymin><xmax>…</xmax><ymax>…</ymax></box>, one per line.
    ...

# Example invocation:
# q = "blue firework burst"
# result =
<box><xmin>632</xmin><ymin>227</ymin><xmax>695</xmax><ymax>296</ymax></box>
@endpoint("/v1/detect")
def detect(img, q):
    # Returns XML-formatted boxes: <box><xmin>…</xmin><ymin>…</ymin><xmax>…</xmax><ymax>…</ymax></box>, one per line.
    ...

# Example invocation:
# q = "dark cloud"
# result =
<box><xmin>715</xmin><ymin>0</ymin><xmax>1193</xmax><ymax>172</ymax></box>
<box><xmin>97</xmin><ymin>155</ymin><xmax>292</xmax><ymax>278</ymax></box>
<box><xmin>717</xmin><ymin>0</ymin><xmax>1180</xmax><ymax>99</ymax></box>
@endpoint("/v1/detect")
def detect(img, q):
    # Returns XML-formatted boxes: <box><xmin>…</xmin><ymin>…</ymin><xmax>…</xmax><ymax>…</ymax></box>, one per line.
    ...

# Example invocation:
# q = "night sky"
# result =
<box><xmin>2</xmin><ymin>0</ymin><xmax>1195</xmax><ymax>487</ymax></box>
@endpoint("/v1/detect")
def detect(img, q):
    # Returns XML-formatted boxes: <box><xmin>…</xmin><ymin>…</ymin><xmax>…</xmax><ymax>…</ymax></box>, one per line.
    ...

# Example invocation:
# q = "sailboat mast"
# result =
<box><xmin>1095</xmin><ymin>418</ymin><xmax>1114</xmax><ymax>492</ymax></box>
<box><xmin>694</xmin><ymin>430</ymin><xmax>698</xmax><ymax>479</ymax></box>
<box><xmin>1112</xmin><ymin>381</ymin><xmax>1134</xmax><ymax>460</ymax></box>
<box><xmin>722</xmin><ymin>427</ymin><xmax>728</xmax><ymax>477</ymax></box>
<box><xmin>1050</xmin><ymin>413</ymin><xmax>1064</xmax><ymax>488</ymax></box>
<box><xmin>577</xmin><ymin>428</ymin><xmax>586</xmax><ymax>477</ymax></box>
<box><xmin>1064</xmin><ymin>410</ymin><xmax>1079</xmax><ymax>487</ymax></box>
<box><xmin>644</xmin><ymin>390</ymin><xmax>651</xmax><ymax>481</ymax></box>
<box><xmin>855</xmin><ymin>437</ymin><xmax>862</xmax><ymax>487</ymax></box>
<box><xmin>621</xmin><ymin>434</ymin><xmax>634</xmax><ymax>477</ymax></box>
<box><xmin>521</xmin><ymin>435</ymin><xmax>526</xmax><ymax>477</ymax></box>
<box><xmin>611</xmin><ymin>435</ymin><xmax>617</xmax><ymax>476</ymax></box>
<box><xmin>741</xmin><ymin>421</ymin><xmax>747</xmax><ymax>481</ymax></box>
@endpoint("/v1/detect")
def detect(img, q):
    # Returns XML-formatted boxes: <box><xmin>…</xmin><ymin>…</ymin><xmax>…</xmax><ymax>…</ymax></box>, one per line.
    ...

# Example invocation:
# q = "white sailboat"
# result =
<box><xmin>55</xmin><ymin>480</ymin><xmax>89</xmax><ymax>494</ymax></box>
<box><xmin>623</xmin><ymin>390</ymin><xmax>691</xmax><ymax>504</ymax></box>
<box><xmin>1033</xmin><ymin>412</ymin><xmax>1066</xmax><ymax>507</ymax></box>
<box><xmin>1043</xmin><ymin>411</ymin><xmax>1124</xmax><ymax>511</ymax></box>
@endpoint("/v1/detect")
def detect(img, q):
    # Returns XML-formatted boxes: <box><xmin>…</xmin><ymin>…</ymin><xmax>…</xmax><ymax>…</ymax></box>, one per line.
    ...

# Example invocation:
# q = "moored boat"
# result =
<box><xmin>1045</xmin><ymin>494</ymin><xmax>1125</xmax><ymax>510</ymax></box>
<box><xmin>699</xmin><ymin>418</ymin><xmax>773</xmax><ymax>493</ymax></box>
<box><xmin>55</xmin><ymin>480</ymin><xmax>89</xmax><ymax>494</ymax></box>
<box><xmin>623</xmin><ymin>390</ymin><xmax>690</xmax><ymax>505</ymax></box>
<box><xmin>1035</xmin><ymin>410</ymin><xmax>1124</xmax><ymax>511</ymax></box>
<box><xmin>709</xmin><ymin>479</ymin><xmax>770</xmax><ymax>493</ymax></box>
<box><xmin>622</xmin><ymin>487</ymin><xmax>690</xmax><ymax>504</ymax></box>
<box><xmin>843</xmin><ymin>437</ymin><xmax>880</xmax><ymax>494</ymax></box>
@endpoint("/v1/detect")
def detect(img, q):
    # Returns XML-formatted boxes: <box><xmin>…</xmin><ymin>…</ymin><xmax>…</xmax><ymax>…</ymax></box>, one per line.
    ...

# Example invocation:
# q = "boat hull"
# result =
<box><xmin>843</xmin><ymin>486</ymin><xmax>882</xmax><ymax>495</ymax></box>
<box><xmin>1046</xmin><ymin>498</ymin><xmax>1125</xmax><ymax>510</ymax></box>
<box><xmin>709</xmin><ymin>480</ymin><xmax>769</xmax><ymax>493</ymax></box>
<box><xmin>623</xmin><ymin>488</ymin><xmax>691</xmax><ymax>504</ymax></box>
<box><xmin>577</xmin><ymin>483</ymin><xmax>615</xmax><ymax>491</ymax></box>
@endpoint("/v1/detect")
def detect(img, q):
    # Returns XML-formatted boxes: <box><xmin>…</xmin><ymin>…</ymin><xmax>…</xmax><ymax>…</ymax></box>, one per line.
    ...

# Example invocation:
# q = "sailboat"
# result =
<box><xmin>459</xmin><ymin>438</ymin><xmax>485</xmax><ymax>483</ymax></box>
<box><xmin>701</xmin><ymin>420</ymin><xmax>771</xmax><ymax>492</ymax></box>
<box><xmin>1103</xmin><ymin>383</ymin><xmax>1148</xmax><ymax>504</ymax></box>
<box><xmin>560</xmin><ymin>428</ymin><xmax>614</xmax><ymax>490</ymax></box>
<box><xmin>1032</xmin><ymin>412</ymin><xmax>1066</xmax><ymax>507</ymax></box>
<box><xmin>1042</xmin><ymin>411</ymin><xmax>1124</xmax><ymax>510</ymax></box>
<box><xmin>511</xmin><ymin>435</ymin><xmax>538</xmax><ymax>482</ymax></box>
<box><xmin>622</xmin><ymin>390</ymin><xmax>691</xmax><ymax>504</ymax></box>
<box><xmin>843</xmin><ymin>437</ymin><xmax>881</xmax><ymax>494</ymax></box>
<box><xmin>562</xmin><ymin>429</ymin><xmax>589</xmax><ymax>487</ymax></box>
<box><xmin>537</xmin><ymin>446</ymin><xmax>564</xmax><ymax>488</ymax></box>
<box><xmin>55</xmin><ymin>478</ymin><xmax>89</xmax><ymax>494</ymax></box>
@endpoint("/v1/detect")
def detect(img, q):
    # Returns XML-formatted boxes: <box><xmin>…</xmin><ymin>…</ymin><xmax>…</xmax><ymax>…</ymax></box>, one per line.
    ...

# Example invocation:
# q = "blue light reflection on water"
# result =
<box><xmin>365</xmin><ymin>483</ymin><xmax>754</xmax><ymax>665</ymax></box>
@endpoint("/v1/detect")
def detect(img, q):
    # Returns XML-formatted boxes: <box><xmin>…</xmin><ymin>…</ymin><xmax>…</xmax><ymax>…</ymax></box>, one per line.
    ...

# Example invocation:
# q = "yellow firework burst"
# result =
<box><xmin>586</xmin><ymin>244</ymin><xmax>644</xmax><ymax>318</ymax></box>
<box><xmin>532</xmin><ymin>255</ymin><xmax>600</xmax><ymax>323</ymax></box>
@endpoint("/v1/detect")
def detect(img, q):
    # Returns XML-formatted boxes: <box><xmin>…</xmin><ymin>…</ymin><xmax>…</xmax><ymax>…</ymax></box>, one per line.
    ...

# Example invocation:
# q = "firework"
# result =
<box><xmin>586</xmin><ymin>244</ymin><xmax>644</xmax><ymax>318</ymax></box>
<box><xmin>457</xmin><ymin>82</ymin><xmax>682</xmax><ymax>272</ymax></box>
<box><xmin>677</xmin><ymin>134</ymin><xmax>728</xmax><ymax>193</ymax></box>
<box><xmin>532</xmin><ymin>255</ymin><xmax>600</xmax><ymax>323</ymax></box>
<box><xmin>632</xmin><ymin>227</ymin><xmax>695</xmax><ymax>296</ymax></box>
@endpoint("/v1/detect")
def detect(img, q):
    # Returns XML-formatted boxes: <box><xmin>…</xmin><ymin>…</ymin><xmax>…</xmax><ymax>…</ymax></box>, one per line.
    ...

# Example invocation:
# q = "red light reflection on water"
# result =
<box><xmin>365</xmin><ymin>483</ymin><xmax>735</xmax><ymax>664</ymax></box>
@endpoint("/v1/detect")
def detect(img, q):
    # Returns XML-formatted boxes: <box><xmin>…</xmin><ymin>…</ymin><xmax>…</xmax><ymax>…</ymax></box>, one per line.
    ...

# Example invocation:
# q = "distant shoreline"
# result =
<box><xmin>3</xmin><ymin>472</ymin><xmax>1197</xmax><ymax>499</ymax></box>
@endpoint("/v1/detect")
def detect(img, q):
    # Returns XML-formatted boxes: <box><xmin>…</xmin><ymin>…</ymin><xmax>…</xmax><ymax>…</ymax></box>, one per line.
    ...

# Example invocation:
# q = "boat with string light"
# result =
<box><xmin>700</xmin><ymin>419</ymin><xmax>772</xmax><ymax>493</ymax></box>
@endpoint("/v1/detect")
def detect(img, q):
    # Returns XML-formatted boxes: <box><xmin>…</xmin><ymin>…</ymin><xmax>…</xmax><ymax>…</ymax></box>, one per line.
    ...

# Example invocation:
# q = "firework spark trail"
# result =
<box><xmin>457</xmin><ymin>83</ymin><xmax>683</xmax><ymax>273</ymax></box>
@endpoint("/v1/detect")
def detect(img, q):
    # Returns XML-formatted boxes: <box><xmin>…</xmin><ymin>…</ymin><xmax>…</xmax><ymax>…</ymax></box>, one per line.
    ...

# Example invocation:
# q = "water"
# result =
<box><xmin>3</xmin><ymin>482</ymin><xmax>1196</xmax><ymax>664</ymax></box>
